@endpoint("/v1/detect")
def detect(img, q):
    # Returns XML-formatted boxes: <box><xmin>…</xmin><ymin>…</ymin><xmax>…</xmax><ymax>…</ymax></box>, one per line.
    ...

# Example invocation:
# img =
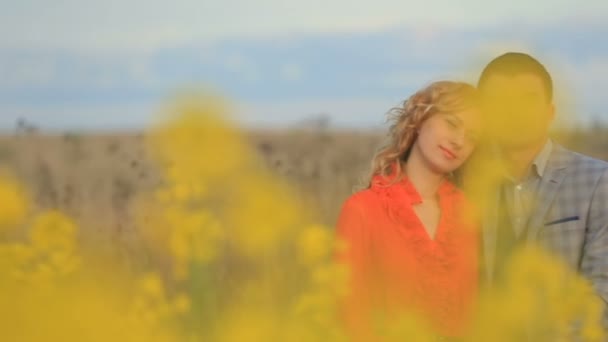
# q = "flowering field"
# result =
<box><xmin>0</xmin><ymin>95</ymin><xmax>606</xmax><ymax>341</ymax></box>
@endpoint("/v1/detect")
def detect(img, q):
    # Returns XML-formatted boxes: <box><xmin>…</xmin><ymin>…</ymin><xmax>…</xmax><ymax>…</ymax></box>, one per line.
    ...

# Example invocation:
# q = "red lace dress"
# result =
<box><xmin>335</xmin><ymin>171</ymin><xmax>478</xmax><ymax>340</ymax></box>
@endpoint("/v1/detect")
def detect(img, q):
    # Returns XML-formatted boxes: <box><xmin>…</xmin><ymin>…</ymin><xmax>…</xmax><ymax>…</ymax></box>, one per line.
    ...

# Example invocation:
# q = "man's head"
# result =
<box><xmin>477</xmin><ymin>52</ymin><xmax>555</xmax><ymax>149</ymax></box>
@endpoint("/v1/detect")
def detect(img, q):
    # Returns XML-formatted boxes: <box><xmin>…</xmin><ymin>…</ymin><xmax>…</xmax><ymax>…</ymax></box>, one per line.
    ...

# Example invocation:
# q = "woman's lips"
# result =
<box><xmin>439</xmin><ymin>146</ymin><xmax>457</xmax><ymax>160</ymax></box>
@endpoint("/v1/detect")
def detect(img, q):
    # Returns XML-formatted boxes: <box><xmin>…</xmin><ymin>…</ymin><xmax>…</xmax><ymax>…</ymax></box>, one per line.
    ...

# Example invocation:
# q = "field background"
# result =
<box><xmin>2</xmin><ymin>120</ymin><xmax>608</xmax><ymax>270</ymax></box>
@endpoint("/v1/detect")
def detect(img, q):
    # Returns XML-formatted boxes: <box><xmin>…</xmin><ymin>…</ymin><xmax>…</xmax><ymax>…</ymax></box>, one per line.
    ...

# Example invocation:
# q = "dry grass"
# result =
<box><xmin>0</xmin><ymin>127</ymin><xmax>383</xmax><ymax>267</ymax></box>
<box><xmin>1</xmin><ymin>125</ymin><xmax>607</xmax><ymax>269</ymax></box>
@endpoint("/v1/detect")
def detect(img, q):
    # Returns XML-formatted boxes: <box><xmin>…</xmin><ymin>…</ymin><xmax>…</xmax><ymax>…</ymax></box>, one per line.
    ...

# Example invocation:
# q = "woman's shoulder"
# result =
<box><xmin>339</xmin><ymin>186</ymin><xmax>390</xmax><ymax>218</ymax></box>
<box><xmin>340</xmin><ymin>188</ymin><xmax>379</xmax><ymax>209</ymax></box>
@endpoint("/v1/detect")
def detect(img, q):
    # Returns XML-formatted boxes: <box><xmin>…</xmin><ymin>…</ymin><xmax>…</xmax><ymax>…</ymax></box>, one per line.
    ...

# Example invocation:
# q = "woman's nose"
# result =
<box><xmin>451</xmin><ymin>130</ymin><xmax>465</xmax><ymax>149</ymax></box>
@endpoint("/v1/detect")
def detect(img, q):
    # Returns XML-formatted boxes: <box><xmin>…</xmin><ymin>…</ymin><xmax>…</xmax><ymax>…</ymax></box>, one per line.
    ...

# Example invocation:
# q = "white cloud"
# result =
<box><xmin>223</xmin><ymin>54</ymin><xmax>261</xmax><ymax>83</ymax></box>
<box><xmin>475</xmin><ymin>41</ymin><xmax>538</xmax><ymax>60</ymax></box>
<box><xmin>549</xmin><ymin>56</ymin><xmax>608</xmax><ymax>121</ymax></box>
<box><xmin>2</xmin><ymin>0</ymin><xmax>607</xmax><ymax>53</ymax></box>
<box><xmin>279</xmin><ymin>63</ymin><xmax>303</xmax><ymax>82</ymax></box>
<box><xmin>0</xmin><ymin>97</ymin><xmax>396</xmax><ymax>131</ymax></box>
<box><xmin>0</xmin><ymin>103</ymin><xmax>159</xmax><ymax>132</ymax></box>
<box><xmin>128</xmin><ymin>60</ymin><xmax>158</xmax><ymax>87</ymax></box>
<box><xmin>382</xmin><ymin>70</ymin><xmax>452</xmax><ymax>89</ymax></box>
<box><xmin>0</xmin><ymin>56</ymin><xmax>56</xmax><ymax>88</ymax></box>
<box><xmin>235</xmin><ymin>97</ymin><xmax>401</xmax><ymax>128</ymax></box>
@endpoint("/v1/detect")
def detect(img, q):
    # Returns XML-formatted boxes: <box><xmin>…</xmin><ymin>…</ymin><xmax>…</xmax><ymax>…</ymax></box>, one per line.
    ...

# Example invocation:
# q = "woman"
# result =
<box><xmin>335</xmin><ymin>81</ymin><xmax>481</xmax><ymax>341</ymax></box>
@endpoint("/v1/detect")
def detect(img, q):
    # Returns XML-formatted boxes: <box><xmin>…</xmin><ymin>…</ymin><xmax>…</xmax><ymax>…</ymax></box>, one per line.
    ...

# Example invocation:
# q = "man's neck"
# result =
<box><xmin>502</xmin><ymin>138</ymin><xmax>548</xmax><ymax>182</ymax></box>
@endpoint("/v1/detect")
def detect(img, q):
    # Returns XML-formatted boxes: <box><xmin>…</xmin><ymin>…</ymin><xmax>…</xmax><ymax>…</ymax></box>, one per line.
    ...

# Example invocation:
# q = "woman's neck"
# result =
<box><xmin>404</xmin><ymin>151</ymin><xmax>445</xmax><ymax>200</ymax></box>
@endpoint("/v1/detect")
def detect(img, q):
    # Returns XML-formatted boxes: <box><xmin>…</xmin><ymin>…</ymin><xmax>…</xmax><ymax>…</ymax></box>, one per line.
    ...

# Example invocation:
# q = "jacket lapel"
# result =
<box><xmin>525</xmin><ymin>145</ymin><xmax>571</xmax><ymax>242</ymax></box>
<box><xmin>481</xmin><ymin>143</ymin><xmax>572</xmax><ymax>284</ymax></box>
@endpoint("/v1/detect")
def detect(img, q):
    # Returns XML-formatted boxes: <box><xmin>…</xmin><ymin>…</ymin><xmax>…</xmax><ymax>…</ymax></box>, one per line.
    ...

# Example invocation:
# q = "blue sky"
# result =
<box><xmin>1</xmin><ymin>0</ymin><xmax>608</xmax><ymax>131</ymax></box>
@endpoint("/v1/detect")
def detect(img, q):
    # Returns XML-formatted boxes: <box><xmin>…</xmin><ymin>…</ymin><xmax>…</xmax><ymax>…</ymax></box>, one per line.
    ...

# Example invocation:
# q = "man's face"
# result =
<box><xmin>480</xmin><ymin>73</ymin><xmax>555</xmax><ymax>149</ymax></box>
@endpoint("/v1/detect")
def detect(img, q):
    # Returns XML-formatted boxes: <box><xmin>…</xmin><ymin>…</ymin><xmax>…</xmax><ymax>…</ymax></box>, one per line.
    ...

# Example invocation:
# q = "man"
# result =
<box><xmin>476</xmin><ymin>52</ymin><xmax>608</xmax><ymax>330</ymax></box>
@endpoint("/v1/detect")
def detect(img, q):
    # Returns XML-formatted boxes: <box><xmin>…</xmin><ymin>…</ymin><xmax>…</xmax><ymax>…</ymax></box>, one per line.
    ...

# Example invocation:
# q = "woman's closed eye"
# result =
<box><xmin>445</xmin><ymin>117</ymin><xmax>459</xmax><ymax>128</ymax></box>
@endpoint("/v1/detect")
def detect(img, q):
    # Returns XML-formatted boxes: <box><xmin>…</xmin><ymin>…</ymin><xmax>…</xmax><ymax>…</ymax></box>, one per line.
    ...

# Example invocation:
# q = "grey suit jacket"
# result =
<box><xmin>482</xmin><ymin>143</ymin><xmax>608</xmax><ymax>326</ymax></box>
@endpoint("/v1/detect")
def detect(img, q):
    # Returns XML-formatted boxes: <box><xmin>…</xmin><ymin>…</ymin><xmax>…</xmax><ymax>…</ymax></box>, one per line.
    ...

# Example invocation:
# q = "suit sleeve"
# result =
<box><xmin>581</xmin><ymin>168</ymin><xmax>608</xmax><ymax>329</ymax></box>
<box><xmin>334</xmin><ymin>195</ymin><xmax>377</xmax><ymax>341</ymax></box>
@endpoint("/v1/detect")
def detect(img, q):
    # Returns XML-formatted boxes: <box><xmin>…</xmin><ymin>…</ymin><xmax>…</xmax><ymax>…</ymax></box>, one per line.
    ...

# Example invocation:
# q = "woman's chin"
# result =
<box><xmin>428</xmin><ymin>158</ymin><xmax>461</xmax><ymax>175</ymax></box>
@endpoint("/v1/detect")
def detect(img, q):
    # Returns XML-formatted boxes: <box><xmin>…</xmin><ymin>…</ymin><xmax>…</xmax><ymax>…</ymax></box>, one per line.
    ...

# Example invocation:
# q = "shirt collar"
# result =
<box><xmin>532</xmin><ymin>139</ymin><xmax>553</xmax><ymax>178</ymax></box>
<box><xmin>501</xmin><ymin>139</ymin><xmax>553</xmax><ymax>183</ymax></box>
<box><xmin>370</xmin><ymin>162</ymin><xmax>459</xmax><ymax>205</ymax></box>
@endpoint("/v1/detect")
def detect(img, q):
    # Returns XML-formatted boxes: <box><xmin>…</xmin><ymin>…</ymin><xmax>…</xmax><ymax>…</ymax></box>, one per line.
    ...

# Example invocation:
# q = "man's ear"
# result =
<box><xmin>548</xmin><ymin>102</ymin><xmax>556</xmax><ymax>123</ymax></box>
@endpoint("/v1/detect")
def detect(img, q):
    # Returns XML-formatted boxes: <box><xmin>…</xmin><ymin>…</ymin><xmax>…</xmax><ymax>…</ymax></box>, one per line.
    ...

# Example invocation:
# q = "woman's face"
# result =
<box><xmin>412</xmin><ymin>108</ymin><xmax>481</xmax><ymax>174</ymax></box>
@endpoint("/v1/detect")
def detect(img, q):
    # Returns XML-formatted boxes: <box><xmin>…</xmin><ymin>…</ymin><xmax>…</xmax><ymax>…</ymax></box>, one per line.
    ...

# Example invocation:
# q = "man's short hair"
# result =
<box><xmin>477</xmin><ymin>52</ymin><xmax>553</xmax><ymax>102</ymax></box>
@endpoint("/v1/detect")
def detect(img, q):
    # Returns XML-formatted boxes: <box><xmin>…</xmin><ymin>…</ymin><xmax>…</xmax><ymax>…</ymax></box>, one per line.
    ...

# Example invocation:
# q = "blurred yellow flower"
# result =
<box><xmin>173</xmin><ymin>293</ymin><xmax>191</xmax><ymax>314</ymax></box>
<box><xmin>29</xmin><ymin>210</ymin><xmax>78</xmax><ymax>252</ymax></box>
<box><xmin>0</xmin><ymin>92</ymin><xmax>605</xmax><ymax>342</ymax></box>
<box><xmin>227</xmin><ymin>173</ymin><xmax>302</xmax><ymax>257</ymax></box>
<box><xmin>0</xmin><ymin>173</ymin><xmax>28</xmax><ymax>231</ymax></box>
<box><xmin>297</xmin><ymin>224</ymin><xmax>334</xmax><ymax>267</ymax></box>
<box><xmin>216</xmin><ymin>309</ymin><xmax>279</xmax><ymax>342</ymax></box>
<box><xmin>471</xmin><ymin>245</ymin><xmax>605</xmax><ymax>341</ymax></box>
<box><xmin>147</xmin><ymin>95</ymin><xmax>251</xmax><ymax>186</ymax></box>
<box><xmin>141</xmin><ymin>272</ymin><xmax>165</xmax><ymax>299</ymax></box>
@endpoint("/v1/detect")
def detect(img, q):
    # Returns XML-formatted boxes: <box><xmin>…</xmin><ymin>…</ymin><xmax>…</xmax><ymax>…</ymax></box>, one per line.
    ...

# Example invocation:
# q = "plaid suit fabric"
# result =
<box><xmin>482</xmin><ymin>143</ymin><xmax>608</xmax><ymax>328</ymax></box>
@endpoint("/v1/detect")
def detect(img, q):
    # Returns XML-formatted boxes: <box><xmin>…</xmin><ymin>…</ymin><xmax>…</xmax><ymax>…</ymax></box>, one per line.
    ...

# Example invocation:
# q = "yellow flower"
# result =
<box><xmin>29</xmin><ymin>210</ymin><xmax>78</xmax><ymax>253</ymax></box>
<box><xmin>216</xmin><ymin>309</ymin><xmax>279</xmax><ymax>342</ymax></box>
<box><xmin>0</xmin><ymin>173</ymin><xmax>28</xmax><ymax>231</ymax></box>
<box><xmin>227</xmin><ymin>173</ymin><xmax>302</xmax><ymax>257</ymax></box>
<box><xmin>296</xmin><ymin>224</ymin><xmax>334</xmax><ymax>267</ymax></box>
<box><xmin>141</xmin><ymin>273</ymin><xmax>165</xmax><ymax>299</ymax></box>
<box><xmin>147</xmin><ymin>95</ymin><xmax>251</xmax><ymax>186</ymax></box>
<box><xmin>470</xmin><ymin>245</ymin><xmax>605</xmax><ymax>341</ymax></box>
<box><xmin>172</xmin><ymin>293</ymin><xmax>191</xmax><ymax>314</ymax></box>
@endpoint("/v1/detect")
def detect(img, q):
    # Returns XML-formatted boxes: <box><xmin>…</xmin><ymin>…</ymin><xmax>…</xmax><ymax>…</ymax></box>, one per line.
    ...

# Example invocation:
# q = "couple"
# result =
<box><xmin>335</xmin><ymin>52</ymin><xmax>608</xmax><ymax>340</ymax></box>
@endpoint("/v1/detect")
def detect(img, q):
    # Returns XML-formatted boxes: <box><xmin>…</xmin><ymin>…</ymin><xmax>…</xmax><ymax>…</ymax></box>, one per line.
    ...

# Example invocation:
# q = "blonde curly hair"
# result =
<box><xmin>368</xmin><ymin>81</ymin><xmax>479</xmax><ymax>187</ymax></box>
